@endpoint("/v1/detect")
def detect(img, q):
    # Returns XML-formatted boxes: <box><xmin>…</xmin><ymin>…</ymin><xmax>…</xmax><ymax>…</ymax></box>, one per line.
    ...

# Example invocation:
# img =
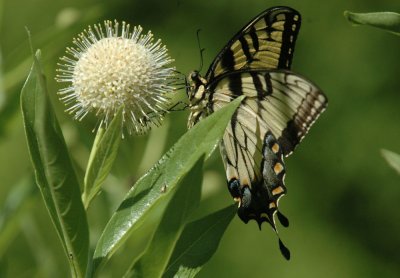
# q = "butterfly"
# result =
<box><xmin>186</xmin><ymin>6</ymin><xmax>327</xmax><ymax>259</ymax></box>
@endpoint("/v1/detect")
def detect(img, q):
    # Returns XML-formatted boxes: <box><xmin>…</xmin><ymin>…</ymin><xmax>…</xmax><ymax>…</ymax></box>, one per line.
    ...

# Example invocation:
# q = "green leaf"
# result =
<box><xmin>82</xmin><ymin>107</ymin><xmax>123</xmax><ymax>208</ymax></box>
<box><xmin>91</xmin><ymin>96</ymin><xmax>244</xmax><ymax>275</ymax></box>
<box><xmin>381</xmin><ymin>149</ymin><xmax>400</xmax><ymax>175</ymax></box>
<box><xmin>164</xmin><ymin>204</ymin><xmax>237</xmax><ymax>278</ymax></box>
<box><xmin>127</xmin><ymin>156</ymin><xmax>204</xmax><ymax>278</ymax></box>
<box><xmin>344</xmin><ymin>11</ymin><xmax>400</xmax><ymax>35</ymax></box>
<box><xmin>20</xmin><ymin>50</ymin><xmax>89</xmax><ymax>277</ymax></box>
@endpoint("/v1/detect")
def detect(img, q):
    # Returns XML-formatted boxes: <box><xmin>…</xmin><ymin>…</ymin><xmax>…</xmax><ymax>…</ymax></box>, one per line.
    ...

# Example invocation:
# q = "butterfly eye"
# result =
<box><xmin>190</xmin><ymin>71</ymin><xmax>199</xmax><ymax>81</ymax></box>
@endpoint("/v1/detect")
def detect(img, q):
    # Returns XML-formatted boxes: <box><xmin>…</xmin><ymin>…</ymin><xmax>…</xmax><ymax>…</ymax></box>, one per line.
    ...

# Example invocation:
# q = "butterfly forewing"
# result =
<box><xmin>206</xmin><ymin>6</ymin><xmax>301</xmax><ymax>81</ymax></box>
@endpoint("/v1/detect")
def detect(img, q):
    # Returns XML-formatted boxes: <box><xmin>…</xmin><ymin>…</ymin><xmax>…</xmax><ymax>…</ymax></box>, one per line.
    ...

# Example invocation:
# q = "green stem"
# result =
<box><xmin>82</xmin><ymin>127</ymin><xmax>105</xmax><ymax>209</ymax></box>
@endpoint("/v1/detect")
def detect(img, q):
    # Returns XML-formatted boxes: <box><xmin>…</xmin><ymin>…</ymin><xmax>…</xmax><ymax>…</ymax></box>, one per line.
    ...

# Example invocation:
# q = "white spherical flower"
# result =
<box><xmin>56</xmin><ymin>20</ymin><xmax>176</xmax><ymax>135</ymax></box>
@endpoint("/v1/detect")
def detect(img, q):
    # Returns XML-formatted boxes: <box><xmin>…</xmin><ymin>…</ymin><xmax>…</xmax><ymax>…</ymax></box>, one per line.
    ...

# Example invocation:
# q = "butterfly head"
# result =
<box><xmin>187</xmin><ymin>70</ymin><xmax>207</xmax><ymax>102</ymax></box>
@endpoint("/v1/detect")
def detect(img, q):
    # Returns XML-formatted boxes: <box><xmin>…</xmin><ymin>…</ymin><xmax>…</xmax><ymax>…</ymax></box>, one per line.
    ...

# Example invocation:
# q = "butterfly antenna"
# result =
<box><xmin>167</xmin><ymin>101</ymin><xmax>188</xmax><ymax>112</ymax></box>
<box><xmin>196</xmin><ymin>29</ymin><xmax>205</xmax><ymax>72</ymax></box>
<box><xmin>184</xmin><ymin>72</ymin><xmax>189</xmax><ymax>92</ymax></box>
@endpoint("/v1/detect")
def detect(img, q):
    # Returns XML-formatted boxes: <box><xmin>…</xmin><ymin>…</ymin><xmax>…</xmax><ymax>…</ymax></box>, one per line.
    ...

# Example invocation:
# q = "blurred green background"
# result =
<box><xmin>1</xmin><ymin>0</ymin><xmax>399</xmax><ymax>277</ymax></box>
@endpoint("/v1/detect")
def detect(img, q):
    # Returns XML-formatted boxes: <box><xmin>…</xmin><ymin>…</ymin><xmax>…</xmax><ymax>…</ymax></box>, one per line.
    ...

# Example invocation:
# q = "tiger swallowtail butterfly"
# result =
<box><xmin>186</xmin><ymin>6</ymin><xmax>327</xmax><ymax>260</ymax></box>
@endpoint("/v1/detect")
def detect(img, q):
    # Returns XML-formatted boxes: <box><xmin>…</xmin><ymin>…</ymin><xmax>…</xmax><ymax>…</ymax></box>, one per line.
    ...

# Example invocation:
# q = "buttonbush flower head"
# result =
<box><xmin>56</xmin><ymin>20</ymin><xmax>176</xmax><ymax>135</ymax></box>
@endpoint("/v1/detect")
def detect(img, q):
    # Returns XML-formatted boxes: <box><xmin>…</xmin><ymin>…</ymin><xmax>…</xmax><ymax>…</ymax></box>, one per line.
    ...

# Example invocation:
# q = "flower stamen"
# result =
<box><xmin>56</xmin><ymin>20</ymin><xmax>176</xmax><ymax>135</ymax></box>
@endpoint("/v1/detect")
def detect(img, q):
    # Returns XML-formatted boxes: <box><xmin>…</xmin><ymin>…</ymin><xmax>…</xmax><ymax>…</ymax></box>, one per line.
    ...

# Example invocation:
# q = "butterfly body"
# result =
<box><xmin>186</xmin><ymin>6</ymin><xmax>327</xmax><ymax>259</ymax></box>
<box><xmin>187</xmin><ymin>71</ymin><xmax>211</xmax><ymax>128</ymax></box>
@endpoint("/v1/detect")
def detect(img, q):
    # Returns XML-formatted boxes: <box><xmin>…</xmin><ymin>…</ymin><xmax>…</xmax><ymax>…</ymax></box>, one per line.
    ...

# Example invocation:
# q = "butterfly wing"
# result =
<box><xmin>210</xmin><ymin>70</ymin><xmax>327</xmax><ymax>156</ymax></box>
<box><xmin>205</xmin><ymin>6</ymin><xmax>301</xmax><ymax>81</ymax></box>
<box><xmin>209</xmin><ymin>70</ymin><xmax>327</xmax><ymax>229</ymax></box>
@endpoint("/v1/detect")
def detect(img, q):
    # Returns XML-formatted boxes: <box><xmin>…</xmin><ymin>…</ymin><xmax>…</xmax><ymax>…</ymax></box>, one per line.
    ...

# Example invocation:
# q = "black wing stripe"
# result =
<box><xmin>264</xmin><ymin>72</ymin><xmax>274</xmax><ymax>96</ymax></box>
<box><xmin>228</xmin><ymin>73</ymin><xmax>243</xmax><ymax>97</ymax></box>
<box><xmin>250</xmin><ymin>71</ymin><xmax>266</xmax><ymax>99</ymax></box>
<box><xmin>279</xmin><ymin>12</ymin><xmax>300</xmax><ymax>68</ymax></box>
<box><xmin>249</xmin><ymin>26</ymin><xmax>260</xmax><ymax>52</ymax></box>
<box><xmin>239</xmin><ymin>36</ymin><xmax>252</xmax><ymax>63</ymax></box>
<box><xmin>220</xmin><ymin>48</ymin><xmax>235</xmax><ymax>72</ymax></box>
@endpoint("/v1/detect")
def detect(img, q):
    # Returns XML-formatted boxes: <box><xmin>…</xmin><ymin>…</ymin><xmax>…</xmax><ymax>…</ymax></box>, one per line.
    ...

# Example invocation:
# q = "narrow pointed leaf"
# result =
<box><xmin>381</xmin><ymin>149</ymin><xmax>400</xmax><ymax>175</ymax></box>
<box><xmin>344</xmin><ymin>11</ymin><xmax>400</xmax><ymax>35</ymax></box>
<box><xmin>21</xmin><ymin>50</ymin><xmax>89</xmax><ymax>277</ymax></box>
<box><xmin>128</xmin><ymin>157</ymin><xmax>204</xmax><ymax>278</ymax></box>
<box><xmin>91</xmin><ymin>96</ymin><xmax>244</xmax><ymax>275</ymax></box>
<box><xmin>83</xmin><ymin>107</ymin><xmax>123</xmax><ymax>208</ymax></box>
<box><xmin>164</xmin><ymin>205</ymin><xmax>237</xmax><ymax>278</ymax></box>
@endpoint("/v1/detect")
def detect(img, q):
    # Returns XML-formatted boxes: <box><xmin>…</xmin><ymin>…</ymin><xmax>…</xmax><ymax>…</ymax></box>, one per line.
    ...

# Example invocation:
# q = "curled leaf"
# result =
<box><xmin>344</xmin><ymin>11</ymin><xmax>400</xmax><ymax>35</ymax></box>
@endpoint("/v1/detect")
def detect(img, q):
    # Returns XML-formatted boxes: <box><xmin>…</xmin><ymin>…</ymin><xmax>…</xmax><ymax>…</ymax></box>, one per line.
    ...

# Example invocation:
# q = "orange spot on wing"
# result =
<box><xmin>274</xmin><ymin>162</ymin><xmax>284</xmax><ymax>174</ymax></box>
<box><xmin>271</xmin><ymin>143</ymin><xmax>280</xmax><ymax>154</ymax></box>
<box><xmin>272</xmin><ymin>186</ymin><xmax>284</xmax><ymax>196</ymax></box>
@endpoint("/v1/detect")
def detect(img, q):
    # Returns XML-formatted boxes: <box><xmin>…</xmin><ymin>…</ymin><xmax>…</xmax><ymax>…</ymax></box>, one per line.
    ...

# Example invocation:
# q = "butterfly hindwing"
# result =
<box><xmin>220</xmin><ymin>120</ymin><xmax>288</xmax><ymax>230</ymax></box>
<box><xmin>206</xmin><ymin>6</ymin><xmax>301</xmax><ymax>81</ymax></box>
<box><xmin>203</xmin><ymin>69</ymin><xmax>326</xmax><ymax>258</ymax></box>
<box><xmin>210</xmin><ymin>70</ymin><xmax>327</xmax><ymax>156</ymax></box>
